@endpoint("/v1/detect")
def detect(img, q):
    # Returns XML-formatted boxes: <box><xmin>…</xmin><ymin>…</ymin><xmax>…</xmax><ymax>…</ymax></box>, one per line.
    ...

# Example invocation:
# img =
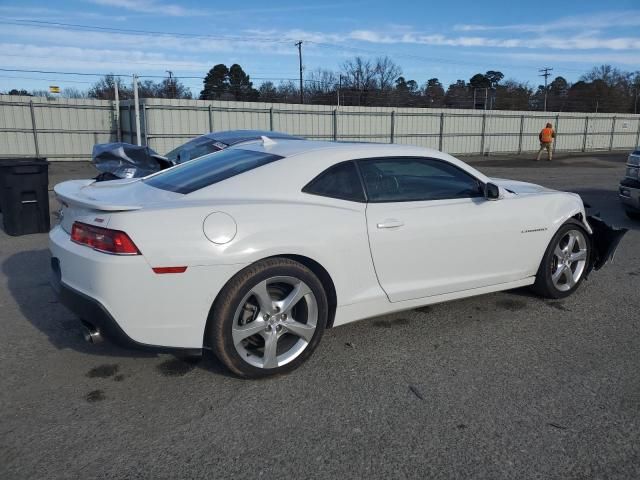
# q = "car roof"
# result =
<box><xmin>234</xmin><ymin>138</ymin><xmax>445</xmax><ymax>159</ymax></box>
<box><xmin>203</xmin><ymin>129</ymin><xmax>301</xmax><ymax>145</ymax></box>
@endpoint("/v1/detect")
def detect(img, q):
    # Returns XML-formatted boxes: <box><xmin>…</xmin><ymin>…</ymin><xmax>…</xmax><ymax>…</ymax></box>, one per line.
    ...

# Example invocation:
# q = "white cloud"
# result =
<box><xmin>0</xmin><ymin>6</ymin><xmax>61</xmax><ymax>15</ymax></box>
<box><xmin>1</xmin><ymin>25</ymin><xmax>300</xmax><ymax>56</ymax></box>
<box><xmin>88</xmin><ymin>0</ymin><xmax>200</xmax><ymax>16</ymax></box>
<box><xmin>87</xmin><ymin>0</ymin><xmax>359</xmax><ymax>17</ymax></box>
<box><xmin>242</xmin><ymin>26</ymin><xmax>640</xmax><ymax>52</ymax></box>
<box><xmin>0</xmin><ymin>43</ymin><xmax>211</xmax><ymax>72</ymax></box>
<box><xmin>454</xmin><ymin>10</ymin><xmax>640</xmax><ymax>33</ymax></box>
<box><xmin>339</xmin><ymin>29</ymin><xmax>640</xmax><ymax>51</ymax></box>
<box><xmin>495</xmin><ymin>51</ymin><xmax>640</xmax><ymax>66</ymax></box>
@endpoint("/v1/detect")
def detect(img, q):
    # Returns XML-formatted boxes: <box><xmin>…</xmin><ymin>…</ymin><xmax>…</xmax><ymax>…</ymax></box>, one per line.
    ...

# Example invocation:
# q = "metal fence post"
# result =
<box><xmin>128</xmin><ymin>105</ymin><xmax>133</xmax><ymax>144</ymax></box>
<box><xmin>114</xmin><ymin>86</ymin><xmax>121</xmax><ymax>142</ymax></box>
<box><xmin>582</xmin><ymin>116</ymin><xmax>589</xmax><ymax>152</ymax></box>
<box><xmin>269</xmin><ymin>107</ymin><xmax>274</xmax><ymax>131</ymax></box>
<box><xmin>333</xmin><ymin>109</ymin><xmax>338</xmax><ymax>141</ymax></box>
<box><xmin>28</xmin><ymin>100</ymin><xmax>40</xmax><ymax>157</ymax></box>
<box><xmin>390</xmin><ymin>111</ymin><xmax>395</xmax><ymax>144</ymax></box>
<box><xmin>142</xmin><ymin>104</ymin><xmax>149</xmax><ymax>147</ymax></box>
<box><xmin>208</xmin><ymin>104</ymin><xmax>213</xmax><ymax>132</ymax></box>
<box><xmin>480</xmin><ymin>113</ymin><xmax>487</xmax><ymax>154</ymax></box>
<box><xmin>635</xmin><ymin>118</ymin><xmax>640</xmax><ymax>148</ymax></box>
<box><xmin>609</xmin><ymin>116</ymin><xmax>616</xmax><ymax>151</ymax></box>
<box><xmin>553</xmin><ymin>114</ymin><xmax>560</xmax><ymax>154</ymax></box>
<box><xmin>438</xmin><ymin>112</ymin><xmax>444</xmax><ymax>151</ymax></box>
<box><xmin>517</xmin><ymin>115</ymin><xmax>524</xmax><ymax>154</ymax></box>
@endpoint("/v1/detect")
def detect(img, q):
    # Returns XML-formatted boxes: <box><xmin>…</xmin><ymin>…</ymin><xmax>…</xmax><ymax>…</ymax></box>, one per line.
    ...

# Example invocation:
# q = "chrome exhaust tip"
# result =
<box><xmin>81</xmin><ymin>323</ymin><xmax>102</xmax><ymax>344</ymax></box>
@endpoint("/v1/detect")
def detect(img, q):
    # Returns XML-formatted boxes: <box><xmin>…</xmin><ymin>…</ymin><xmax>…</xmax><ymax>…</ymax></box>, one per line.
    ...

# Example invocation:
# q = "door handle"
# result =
<box><xmin>377</xmin><ymin>219</ymin><xmax>404</xmax><ymax>229</ymax></box>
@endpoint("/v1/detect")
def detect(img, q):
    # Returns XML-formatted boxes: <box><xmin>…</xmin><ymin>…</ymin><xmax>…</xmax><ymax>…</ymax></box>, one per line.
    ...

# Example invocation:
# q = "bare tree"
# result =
<box><xmin>305</xmin><ymin>69</ymin><xmax>340</xmax><ymax>104</ymax></box>
<box><xmin>581</xmin><ymin>65</ymin><xmax>626</xmax><ymax>87</ymax></box>
<box><xmin>258</xmin><ymin>81</ymin><xmax>278</xmax><ymax>102</ymax></box>
<box><xmin>375</xmin><ymin>56</ymin><xmax>401</xmax><ymax>91</ymax></box>
<box><xmin>340</xmin><ymin>57</ymin><xmax>377</xmax><ymax>105</ymax></box>
<box><xmin>61</xmin><ymin>88</ymin><xmax>87</xmax><ymax>99</ymax></box>
<box><xmin>88</xmin><ymin>75</ymin><xmax>132</xmax><ymax>100</ymax></box>
<box><xmin>276</xmin><ymin>81</ymin><xmax>300</xmax><ymax>104</ymax></box>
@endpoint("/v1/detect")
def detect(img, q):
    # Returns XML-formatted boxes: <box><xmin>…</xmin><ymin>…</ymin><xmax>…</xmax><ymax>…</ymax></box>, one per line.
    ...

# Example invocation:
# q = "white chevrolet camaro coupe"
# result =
<box><xmin>50</xmin><ymin>138</ymin><xmax>626</xmax><ymax>377</ymax></box>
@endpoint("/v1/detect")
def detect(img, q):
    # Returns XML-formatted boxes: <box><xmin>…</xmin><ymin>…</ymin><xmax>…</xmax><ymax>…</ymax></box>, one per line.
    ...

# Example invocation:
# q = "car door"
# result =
<box><xmin>360</xmin><ymin>157</ymin><xmax>527</xmax><ymax>303</ymax></box>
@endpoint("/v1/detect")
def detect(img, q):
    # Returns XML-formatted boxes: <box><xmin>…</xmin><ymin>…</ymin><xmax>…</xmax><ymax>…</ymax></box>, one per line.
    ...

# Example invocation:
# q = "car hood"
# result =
<box><xmin>490</xmin><ymin>177</ymin><xmax>553</xmax><ymax>194</ymax></box>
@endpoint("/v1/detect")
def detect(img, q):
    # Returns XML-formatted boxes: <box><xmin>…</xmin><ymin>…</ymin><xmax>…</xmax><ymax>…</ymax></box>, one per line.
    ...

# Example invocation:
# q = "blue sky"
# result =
<box><xmin>1</xmin><ymin>0</ymin><xmax>639</xmax><ymax>95</ymax></box>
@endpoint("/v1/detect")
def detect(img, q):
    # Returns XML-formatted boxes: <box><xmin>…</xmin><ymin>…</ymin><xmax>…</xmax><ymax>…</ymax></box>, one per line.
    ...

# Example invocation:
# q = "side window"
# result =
<box><xmin>302</xmin><ymin>161</ymin><xmax>366</xmax><ymax>202</ymax></box>
<box><xmin>358</xmin><ymin>157</ymin><xmax>483</xmax><ymax>202</ymax></box>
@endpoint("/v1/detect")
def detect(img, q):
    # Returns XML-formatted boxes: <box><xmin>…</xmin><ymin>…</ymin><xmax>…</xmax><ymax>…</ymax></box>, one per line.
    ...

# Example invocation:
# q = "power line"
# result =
<box><xmin>0</xmin><ymin>67</ymin><xmax>298</xmax><ymax>82</ymax></box>
<box><xmin>0</xmin><ymin>74</ymin><xmax>95</xmax><ymax>84</ymax></box>
<box><xmin>0</xmin><ymin>18</ymin><xmax>292</xmax><ymax>45</ymax></box>
<box><xmin>0</xmin><ymin>52</ymin><xmax>210</xmax><ymax>69</ymax></box>
<box><xmin>1</xmin><ymin>17</ymin><xmax>591</xmax><ymax>75</ymax></box>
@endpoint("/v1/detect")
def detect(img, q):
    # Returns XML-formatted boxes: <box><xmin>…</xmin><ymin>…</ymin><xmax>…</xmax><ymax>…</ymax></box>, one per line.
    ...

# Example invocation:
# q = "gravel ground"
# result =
<box><xmin>1</xmin><ymin>152</ymin><xmax>639</xmax><ymax>479</ymax></box>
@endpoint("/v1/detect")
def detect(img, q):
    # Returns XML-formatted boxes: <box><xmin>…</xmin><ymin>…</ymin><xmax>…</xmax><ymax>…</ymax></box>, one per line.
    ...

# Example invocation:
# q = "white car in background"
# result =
<box><xmin>50</xmin><ymin>139</ymin><xmax>626</xmax><ymax>378</ymax></box>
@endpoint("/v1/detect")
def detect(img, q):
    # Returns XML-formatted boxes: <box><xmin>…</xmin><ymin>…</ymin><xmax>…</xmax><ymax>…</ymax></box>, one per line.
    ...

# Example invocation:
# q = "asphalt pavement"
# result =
<box><xmin>1</xmin><ymin>151</ymin><xmax>639</xmax><ymax>479</ymax></box>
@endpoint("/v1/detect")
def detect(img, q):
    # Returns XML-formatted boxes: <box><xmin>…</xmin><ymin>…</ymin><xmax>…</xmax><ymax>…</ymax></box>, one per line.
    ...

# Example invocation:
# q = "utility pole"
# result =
<box><xmin>166</xmin><ymin>70</ymin><xmax>174</xmax><ymax>98</ymax></box>
<box><xmin>295</xmin><ymin>41</ymin><xmax>303</xmax><ymax>104</ymax></box>
<box><xmin>337</xmin><ymin>74</ymin><xmax>342</xmax><ymax>107</ymax></box>
<box><xmin>539</xmin><ymin>67</ymin><xmax>553</xmax><ymax>112</ymax></box>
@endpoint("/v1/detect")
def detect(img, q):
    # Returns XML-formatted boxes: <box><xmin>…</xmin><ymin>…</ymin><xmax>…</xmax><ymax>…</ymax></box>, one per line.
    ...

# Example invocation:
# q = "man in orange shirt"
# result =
<box><xmin>536</xmin><ymin>122</ymin><xmax>556</xmax><ymax>161</ymax></box>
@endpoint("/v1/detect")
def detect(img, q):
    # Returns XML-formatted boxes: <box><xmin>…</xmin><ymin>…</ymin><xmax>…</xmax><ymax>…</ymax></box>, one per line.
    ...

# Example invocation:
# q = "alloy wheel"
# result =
<box><xmin>231</xmin><ymin>276</ymin><xmax>318</xmax><ymax>369</ymax></box>
<box><xmin>550</xmin><ymin>229</ymin><xmax>588</xmax><ymax>292</ymax></box>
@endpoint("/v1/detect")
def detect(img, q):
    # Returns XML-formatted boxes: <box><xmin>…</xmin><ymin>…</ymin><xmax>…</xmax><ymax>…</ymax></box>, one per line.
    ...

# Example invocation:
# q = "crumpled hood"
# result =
<box><xmin>490</xmin><ymin>177</ymin><xmax>554</xmax><ymax>194</ymax></box>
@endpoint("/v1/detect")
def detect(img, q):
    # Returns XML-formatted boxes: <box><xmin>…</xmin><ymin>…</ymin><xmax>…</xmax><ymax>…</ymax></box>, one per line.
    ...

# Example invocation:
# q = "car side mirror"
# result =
<box><xmin>484</xmin><ymin>182</ymin><xmax>500</xmax><ymax>200</ymax></box>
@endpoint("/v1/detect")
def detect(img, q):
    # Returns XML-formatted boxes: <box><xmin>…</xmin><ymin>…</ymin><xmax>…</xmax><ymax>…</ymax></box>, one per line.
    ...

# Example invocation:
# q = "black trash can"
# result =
<box><xmin>0</xmin><ymin>158</ymin><xmax>50</xmax><ymax>236</ymax></box>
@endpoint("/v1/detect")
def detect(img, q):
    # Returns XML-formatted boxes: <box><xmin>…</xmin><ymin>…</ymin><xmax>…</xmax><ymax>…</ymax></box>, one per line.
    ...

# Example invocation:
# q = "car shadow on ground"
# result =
<box><xmin>2</xmin><ymin>248</ymin><xmax>232</xmax><ymax>376</ymax></box>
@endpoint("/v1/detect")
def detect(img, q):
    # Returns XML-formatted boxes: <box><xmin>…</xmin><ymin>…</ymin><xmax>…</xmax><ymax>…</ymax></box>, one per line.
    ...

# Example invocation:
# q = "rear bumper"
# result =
<box><xmin>51</xmin><ymin>257</ymin><xmax>201</xmax><ymax>354</ymax></box>
<box><xmin>619</xmin><ymin>179</ymin><xmax>640</xmax><ymax>212</ymax></box>
<box><xmin>49</xmin><ymin>224</ymin><xmax>246</xmax><ymax>350</ymax></box>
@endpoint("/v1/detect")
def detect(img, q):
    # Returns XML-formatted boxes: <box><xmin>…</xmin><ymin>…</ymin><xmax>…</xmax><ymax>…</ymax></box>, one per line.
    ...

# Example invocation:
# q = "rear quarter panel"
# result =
<box><xmin>107</xmin><ymin>195</ymin><xmax>384</xmax><ymax>310</ymax></box>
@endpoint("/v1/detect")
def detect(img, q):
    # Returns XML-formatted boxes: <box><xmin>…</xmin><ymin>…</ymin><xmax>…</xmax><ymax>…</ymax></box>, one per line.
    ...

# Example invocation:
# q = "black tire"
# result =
<box><xmin>624</xmin><ymin>208</ymin><xmax>640</xmax><ymax>220</ymax></box>
<box><xmin>531</xmin><ymin>220</ymin><xmax>591</xmax><ymax>299</ymax></box>
<box><xmin>208</xmin><ymin>258</ymin><xmax>328</xmax><ymax>378</ymax></box>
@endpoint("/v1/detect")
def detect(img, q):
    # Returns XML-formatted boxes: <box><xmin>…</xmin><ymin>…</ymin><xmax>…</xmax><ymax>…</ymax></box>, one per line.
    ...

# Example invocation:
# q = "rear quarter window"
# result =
<box><xmin>302</xmin><ymin>161</ymin><xmax>366</xmax><ymax>202</ymax></box>
<box><xmin>144</xmin><ymin>148</ymin><xmax>283</xmax><ymax>194</ymax></box>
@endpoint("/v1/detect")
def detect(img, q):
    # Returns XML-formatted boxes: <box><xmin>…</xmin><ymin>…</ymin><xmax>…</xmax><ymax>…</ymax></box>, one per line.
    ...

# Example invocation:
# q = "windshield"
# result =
<box><xmin>165</xmin><ymin>136</ymin><xmax>227</xmax><ymax>164</ymax></box>
<box><xmin>144</xmin><ymin>148</ymin><xmax>283</xmax><ymax>194</ymax></box>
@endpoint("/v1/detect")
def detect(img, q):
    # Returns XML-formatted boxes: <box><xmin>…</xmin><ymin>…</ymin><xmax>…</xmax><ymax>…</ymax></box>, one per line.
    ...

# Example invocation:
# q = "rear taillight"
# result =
<box><xmin>71</xmin><ymin>222</ymin><xmax>140</xmax><ymax>255</ymax></box>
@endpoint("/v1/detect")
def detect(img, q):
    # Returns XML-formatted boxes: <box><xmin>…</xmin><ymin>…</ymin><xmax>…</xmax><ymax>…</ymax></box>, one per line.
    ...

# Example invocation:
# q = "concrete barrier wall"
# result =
<box><xmin>1</xmin><ymin>95</ymin><xmax>639</xmax><ymax>161</ymax></box>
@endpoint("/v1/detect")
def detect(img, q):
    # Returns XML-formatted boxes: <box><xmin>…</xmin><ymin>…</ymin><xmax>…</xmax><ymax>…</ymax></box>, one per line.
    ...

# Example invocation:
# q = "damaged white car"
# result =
<box><xmin>50</xmin><ymin>139</ymin><xmax>626</xmax><ymax>377</ymax></box>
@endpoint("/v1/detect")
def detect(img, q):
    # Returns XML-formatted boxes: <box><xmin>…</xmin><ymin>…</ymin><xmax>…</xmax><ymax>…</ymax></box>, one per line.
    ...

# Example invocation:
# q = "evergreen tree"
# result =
<box><xmin>424</xmin><ymin>78</ymin><xmax>445</xmax><ymax>107</ymax></box>
<box><xmin>200</xmin><ymin>64</ymin><xmax>230</xmax><ymax>100</ymax></box>
<box><xmin>228</xmin><ymin>64</ymin><xmax>258</xmax><ymax>101</ymax></box>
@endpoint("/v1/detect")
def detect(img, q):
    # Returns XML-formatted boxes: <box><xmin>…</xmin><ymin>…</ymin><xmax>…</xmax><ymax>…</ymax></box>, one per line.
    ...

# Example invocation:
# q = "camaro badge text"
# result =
<box><xmin>521</xmin><ymin>227</ymin><xmax>548</xmax><ymax>234</ymax></box>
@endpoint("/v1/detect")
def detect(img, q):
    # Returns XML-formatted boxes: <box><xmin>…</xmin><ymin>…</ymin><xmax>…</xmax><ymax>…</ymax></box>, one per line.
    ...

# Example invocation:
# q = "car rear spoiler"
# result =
<box><xmin>586</xmin><ymin>215</ymin><xmax>628</xmax><ymax>273</ymax></box>
<box><xmin>54</xmin><ymin>179</ymin><xmax>143</xmax><ymax>211</ymax></box>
